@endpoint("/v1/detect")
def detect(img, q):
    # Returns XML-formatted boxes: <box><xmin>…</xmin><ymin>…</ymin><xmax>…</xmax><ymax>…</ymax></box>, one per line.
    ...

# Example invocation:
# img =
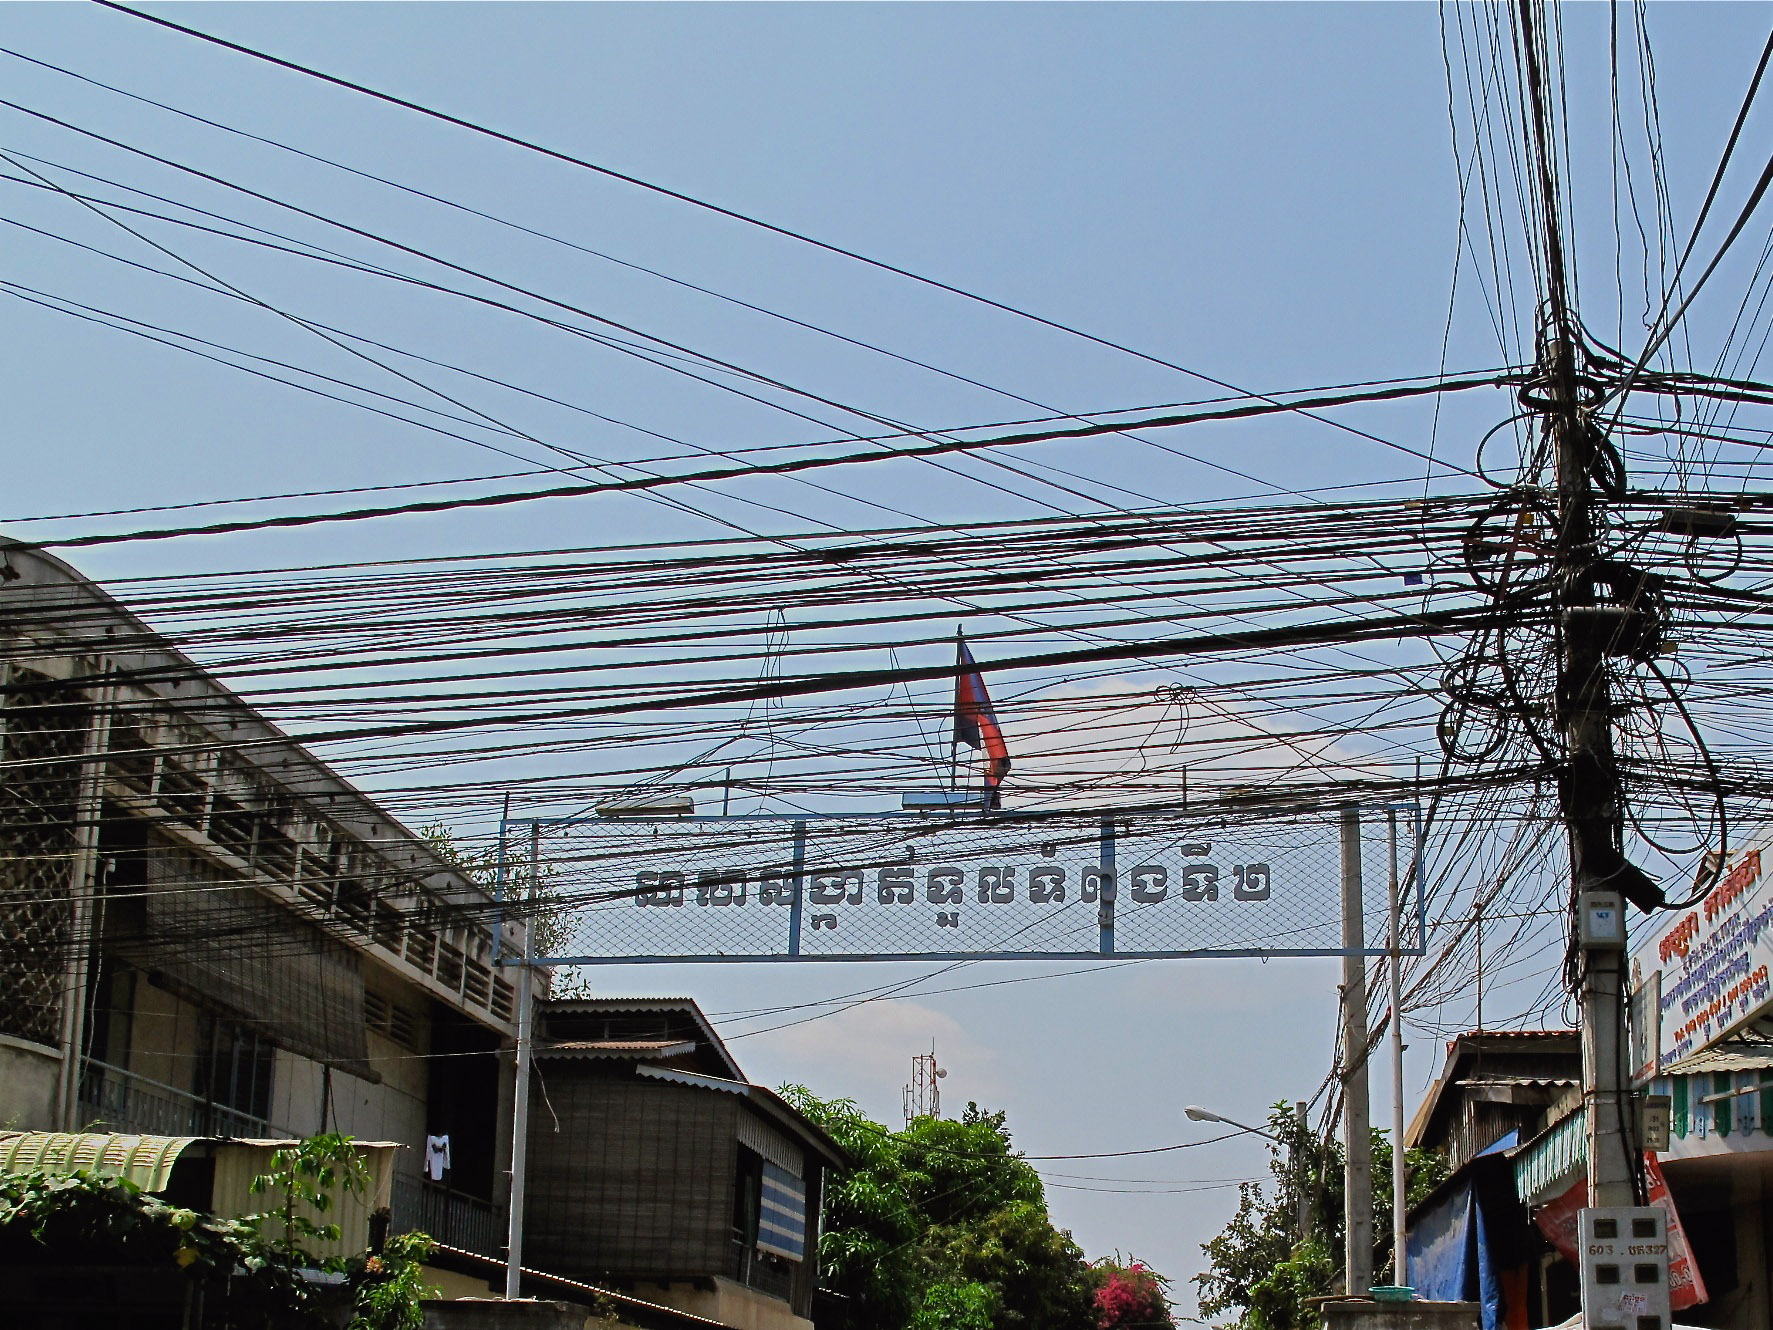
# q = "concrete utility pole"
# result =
<box><xmin>505</xmin><ymin>822</ymin><xmax>540</xmax><ymax>1299</ymax></box>
<box><xmin>1544</xmin><ymin>325</ymin><xmax>1638</xmax><ymax>1207</ymax></box>
<box><xmin>1386</xmin><ymin>808</ymin><xmax>1407</xmax><ymax>1287</ymax></box>
<box><xmin>1340</xmin><ymin>805</ymin><xmax>1373</xmax><ymax>1294</ymax></box>
<box><xmin>1513</xmin><ymin>0</ymin><xmax>1640</xmax><ymax>1212</ymax></box>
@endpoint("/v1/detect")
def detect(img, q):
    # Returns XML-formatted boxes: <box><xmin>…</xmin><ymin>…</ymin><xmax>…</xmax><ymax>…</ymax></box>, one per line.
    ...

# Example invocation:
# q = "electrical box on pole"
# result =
<box><xmin>1577</xmin><ymin>1208</ymin><xmax>1671</xmax><ymax>1330</ymax></box>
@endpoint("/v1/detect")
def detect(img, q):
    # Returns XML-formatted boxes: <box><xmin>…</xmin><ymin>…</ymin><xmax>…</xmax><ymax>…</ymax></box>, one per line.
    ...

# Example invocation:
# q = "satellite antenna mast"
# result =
<box><xmin>902</xmin><ymin>1042</ymin><xmax>947</xmax><ymax>1124</ymax></box>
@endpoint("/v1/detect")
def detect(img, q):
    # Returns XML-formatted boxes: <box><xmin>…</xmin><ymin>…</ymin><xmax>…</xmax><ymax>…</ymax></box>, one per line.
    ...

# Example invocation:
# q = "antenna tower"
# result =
<box><xmin>902</xmin><ymin>1043</ymin><xmax>946</xmax><ymax>1124</ymax></box>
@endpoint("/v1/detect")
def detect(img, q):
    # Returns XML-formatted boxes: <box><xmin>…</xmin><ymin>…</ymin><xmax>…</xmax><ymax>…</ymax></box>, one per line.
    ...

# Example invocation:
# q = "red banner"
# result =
<box><xmin>1532</xmin><ymin>1156</ymin><xmax>1707</xmax><ymax>1311</ymax></box>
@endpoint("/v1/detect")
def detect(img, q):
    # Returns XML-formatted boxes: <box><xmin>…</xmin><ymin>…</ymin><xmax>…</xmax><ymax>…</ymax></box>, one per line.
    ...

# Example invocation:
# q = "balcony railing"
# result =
<box><xmin>391</xmin><ymin>1170</ymin><xmax>506</xmax><ymax>1259</ymax></box>
<box><xmin>77</xmin><ymin>1058</ymin><xmax>275</xmax><ymax>1139</ymax></box>
<box><xmin>731</xmin><ymin>1233</ymin><xmax>795</xmax><ymax>1301</ymax></box>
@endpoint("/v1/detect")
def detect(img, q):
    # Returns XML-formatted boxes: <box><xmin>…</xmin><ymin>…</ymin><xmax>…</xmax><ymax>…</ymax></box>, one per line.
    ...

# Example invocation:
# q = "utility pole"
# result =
<box><xmin>1544</xmin><ymin>322</ymin><xmax>1639</xmax><ymax>1208</ymax></box>
<box><xmin>505</xmin><ymin>821</ymin><xmax>539</xmax><ymax>1299</ymax></box>
<box><xmin>1386</xmin><ymin>808</ymin><xmax>1407</xmax><ymax>1288</ymax></box>
<box><xmin>1513</xmin><ymin>0</ymin><xmax>1640</xmax><ymax>1212</ymax></box>
<box><xmin>1340</xmin><ymin>805</ymin><xmax>1373</xmax><ymax>1295</ymax></box>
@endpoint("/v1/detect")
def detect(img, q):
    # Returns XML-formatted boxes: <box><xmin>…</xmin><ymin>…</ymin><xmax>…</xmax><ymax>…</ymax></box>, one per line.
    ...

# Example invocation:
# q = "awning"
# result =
<box><xmin>540</xmin><ymin>1040</ymin><xmax>698</xmax><ymax>1061</ymax></box>
<box><xmin>1512</xmin><ymin>1107</ymin><xmax>1586</xmax><ymax>1205</ymax></box>
<box><xmin>636</xmin><ymin>1064</ymin><xmax>750</xmax><ymax>1095</ymax></box>
<box><xmin>0</xmin><ymin>1131</ymin><xmax>198</xmax><ymax>1191</ymax></box>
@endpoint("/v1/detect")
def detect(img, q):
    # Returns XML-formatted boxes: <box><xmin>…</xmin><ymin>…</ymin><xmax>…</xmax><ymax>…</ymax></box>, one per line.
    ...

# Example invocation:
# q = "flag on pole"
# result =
<box><xmin>954</xmin><ymin>634</ymin><xmax>1010</xmax><ymax>807</ymax></box>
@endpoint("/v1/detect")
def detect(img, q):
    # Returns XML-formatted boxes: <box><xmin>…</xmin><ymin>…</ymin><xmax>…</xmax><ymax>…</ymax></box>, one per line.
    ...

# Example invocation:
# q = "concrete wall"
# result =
<box><xmin>423</xmin><ymin>1299</ymin><xmax>603</xmax><ymax>1330</ymax></box>
<box><xmin>639</xmin><ymin>1278</ymin><xmax>811</xmax><ymax>1330</ymax></box>
<box><xmin>0</xmin><ymin>1036</ymin><xmax>59</xmax><ymax>1130</ymax></box>
<box><xmin>423</xmin><ymin>1264</ymin><xmax>501</xmax><ymax>1301</ymax></box>
<box><xmin>122</xmin><ymin>976</ymin><xmax>200</xmax><ymax>1092</ymax></box>
<box><xmin>1727</xmin><ymin>1171</ymin><xmax>1772</xmax><ymax>1330</ymax></box>
<box><xmin>1320</xmin><ymin>1300</ymin><xmax>1480</xmax><ymax>1330</ymax></box>
<box><xmin>272</xmin><ymin>1029</ymin><xmax>427</xmax><ymax>1151</ymax></box>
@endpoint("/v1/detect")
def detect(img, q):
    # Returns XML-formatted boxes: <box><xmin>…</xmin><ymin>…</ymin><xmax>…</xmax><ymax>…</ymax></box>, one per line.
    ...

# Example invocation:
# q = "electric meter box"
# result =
<box><xmin>1578</xmin><ymin>1207</ymin><xmax>1671</xmax><ymax>1330</ymax></box>
<box><xmin>1579</xmin><ymin>892</ymin><xmax>1626</xmax><ymax>949</ymax></box>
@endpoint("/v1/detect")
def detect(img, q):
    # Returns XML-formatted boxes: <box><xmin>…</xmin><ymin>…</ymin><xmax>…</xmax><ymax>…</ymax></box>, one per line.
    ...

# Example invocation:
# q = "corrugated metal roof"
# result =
<box><xmin>1667</xmin><ymin>1046</ymin><xmax>1773</xmax><ymax>1075</ymax></box>
<box><xmin>538</xmin><ymin>1039</ymin><xmax>697</xmax><ymax>1060</ymax></box>
<box><xmin>636</xmin><ymin>1064</ymin><xmax>752</xmax><ymax>1095</ymax></box>
<box><xmin>0</xmin><ymin>1131</ymin><xmax>198</xmax><ymax>1191</ymax></box>
<box><xmin>538</xmin><ymin>997</ymin><xmax>743</xmax><ymax>1080</ymax></box>
<box><xmin>1407</xmin><ymin>1029</ymin><xmax>1581</xmax><ymax>1148</ymax></box>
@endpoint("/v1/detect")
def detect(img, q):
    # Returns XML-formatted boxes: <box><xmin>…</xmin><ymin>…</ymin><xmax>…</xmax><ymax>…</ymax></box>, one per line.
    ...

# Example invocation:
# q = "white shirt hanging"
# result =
<box><xmin>424</xmin><ymin>1134</ymin><xmax>451</xmax><ymax>1182</ymax></box>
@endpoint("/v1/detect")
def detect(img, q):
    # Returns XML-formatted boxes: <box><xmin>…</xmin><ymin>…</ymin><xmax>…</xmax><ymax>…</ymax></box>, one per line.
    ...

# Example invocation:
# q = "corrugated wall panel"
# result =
<box><xmin>526</xmin><ymin>1072</ymin><xmax>739</xmax><ymax>1279</ymax></box>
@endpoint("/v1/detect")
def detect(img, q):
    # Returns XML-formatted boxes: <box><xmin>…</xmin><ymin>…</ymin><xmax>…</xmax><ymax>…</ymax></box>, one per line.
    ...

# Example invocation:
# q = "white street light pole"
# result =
<box><xmin>1185</xmin><ymin>1104</ymin><xmax>1310</xmax><ymax>1243</ymax></box>
<box><xmin>1184</xmin><ymin>1104</ymin><xmax>1282</xmax><ymax>1143</ymax></box>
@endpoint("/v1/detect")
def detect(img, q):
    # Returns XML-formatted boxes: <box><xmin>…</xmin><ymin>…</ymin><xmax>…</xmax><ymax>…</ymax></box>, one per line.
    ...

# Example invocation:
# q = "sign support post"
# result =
<box><xmin>1386</xmin><ymin>806</ymin><xmax>1407</xmax><ymax>1287</ymax></box>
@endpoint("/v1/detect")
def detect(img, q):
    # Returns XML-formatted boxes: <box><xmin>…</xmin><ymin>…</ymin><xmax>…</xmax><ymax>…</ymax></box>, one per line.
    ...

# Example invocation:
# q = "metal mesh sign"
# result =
<box><xmin>503</xmin><ymin>806</ymin><xmax>1423</xmax><ymax>964</ymax></box>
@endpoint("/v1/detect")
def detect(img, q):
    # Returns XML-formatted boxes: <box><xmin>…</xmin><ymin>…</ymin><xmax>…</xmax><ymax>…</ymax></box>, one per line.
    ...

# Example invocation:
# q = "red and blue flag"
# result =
<box><xmin>954</xmin><ymin>635</ymin><xmax>1011</xmax><ymax>806</ymax></box>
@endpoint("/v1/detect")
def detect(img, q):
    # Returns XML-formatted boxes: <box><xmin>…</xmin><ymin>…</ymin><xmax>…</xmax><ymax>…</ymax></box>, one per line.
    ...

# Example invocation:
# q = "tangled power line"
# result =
<box><xmin>7</xmin><ymin>2</ymin><xmax>1773</xmax><ymax>1180</ymax></box>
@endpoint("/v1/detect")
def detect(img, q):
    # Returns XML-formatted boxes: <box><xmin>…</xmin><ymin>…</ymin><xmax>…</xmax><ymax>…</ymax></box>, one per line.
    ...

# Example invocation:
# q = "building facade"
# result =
<box><xmin>0</xmin><ymin>544</ymin><xmax>521</xmax><ymax>1255</ymax></box>
<box><xmin>525</xmin><ymin>998</ymin><xmax>845</xmax><ymax>1330</ymax></box>
<box><xmin>1</xmin><ymin>548</ymin><xmax>845</xmax><ymax>1330</ymax></box>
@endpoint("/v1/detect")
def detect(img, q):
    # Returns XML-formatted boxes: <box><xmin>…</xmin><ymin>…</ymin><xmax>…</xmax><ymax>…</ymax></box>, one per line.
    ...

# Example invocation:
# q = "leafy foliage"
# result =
<box><xmin>782</xmin><ymin>1089</ymin><xmax>1138</xmax><ymax>1330</ymax></box>
<box><xmin>0</xmin><ymin>1166</ymin><xmax>320</xmax><ymax>1322</ymax></box>
<box><xmin>0</xmin><ymin>1133</ymin><xmax>437</xmax><ymax>1330</ymax></box>
<box><xmin>421</xmin><ymin>821</ymin><xmax>573</xmax><ymax>962</ymax></box>
<box><xmin>913</xmin><ymin>1280</ymin><xmax>1000</xmax><ymax>1330</ymax></box>
<box><xmin>1194</xmin><ymin>1104</ymin><xmax>1447</xmax><ymax>1330</ymax></box>
<box><xmin>922</xmin><ymin>1199</ymin><xmax>1095</xmax><ymax>1330</ymax></box>
<box><xmin>350</xmin><ymin>1230</ymin><xmax>440</xmax><ymax>1330</ymax></box>
<box><xmin>250</xmin><ymin>1131</ymin><xmax>370</xmax><ymax>1272</ymax></box>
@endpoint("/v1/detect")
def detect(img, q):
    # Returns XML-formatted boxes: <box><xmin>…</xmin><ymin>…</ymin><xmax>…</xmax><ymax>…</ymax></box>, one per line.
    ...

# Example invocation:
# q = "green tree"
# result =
<box><xmin>249</xmin><ymin>1131</ymin><xmax>369</xmax><ymax>1273</ymax></box>
<box><xmin>922</xmin><ymin>1199</ymin><xmax>1095</xmax><ymax>1330</ymax></box>
<box><xmin>913</xmin><ymin>1281</ymin><xmax>1000</xmax><ymax>1330</ymax></box>
<box><xmin>781</xmin><ymin>1089</ymin><xmax>1101</xmax><ymax>1330</ymax></box>
<box><xmin>1194</xmin><ymin>1105</ymin><xmax>1446</xmax><ymax>1330</ymax></box>
<box><xmin>785</xmin><ymin>1090</ymin><xmax>924</xmax><ymax>1330</ymax></box>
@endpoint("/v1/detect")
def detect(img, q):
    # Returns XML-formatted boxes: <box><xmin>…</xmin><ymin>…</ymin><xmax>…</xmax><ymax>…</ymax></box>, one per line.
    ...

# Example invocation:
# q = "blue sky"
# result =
<box><xmin>6</xmin><ymin>1</ymin><xmax>1772</xmax><ymax>1314</ymax></box>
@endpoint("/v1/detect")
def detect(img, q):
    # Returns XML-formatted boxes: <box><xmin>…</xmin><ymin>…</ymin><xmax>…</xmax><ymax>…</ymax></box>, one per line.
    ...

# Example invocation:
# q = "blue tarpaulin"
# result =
<box><xmin>1405</xmin><ymin>1134</ymin><xmax>1519</xmax><ymax>1329</ymax></box>
<box><xmin>1478</xmin><ymin>1129</ymin><xmax>1519</xmax><ymax>1158</ymax></box>
<box><xmin>1475</xmin><ymin>1190</ymin><xmax>1502</xmax><ymax>1330</ymax></box>
<box><xmin>1406</xmin><ymin>1180</ymin><xmax>1474</xmax><ymax>1303</ymax></box>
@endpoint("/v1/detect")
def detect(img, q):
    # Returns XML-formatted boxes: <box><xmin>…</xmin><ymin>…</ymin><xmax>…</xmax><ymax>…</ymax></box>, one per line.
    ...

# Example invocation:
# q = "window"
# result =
<box><xmin>197</xmin><ymin>1014</ymin><xmax>274</xmax><ymax>1127</ymax></box>
<box><xmin>365</xmin><ymin>989</ymin><xmax>421</xmax><ymax>1051</ymax></box>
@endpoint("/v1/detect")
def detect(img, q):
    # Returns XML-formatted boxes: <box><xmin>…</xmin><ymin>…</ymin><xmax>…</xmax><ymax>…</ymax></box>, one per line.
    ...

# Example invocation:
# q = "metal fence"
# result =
<box><xmin>77</xmin><ymin>1058</ymin><xmax>274</xmax><ymax>1139</ymax></box>
<box><xmin>509</xmin><ymin>805</ymin><xmax>1425</xmax><ymax>964</ymax></box>
<box><xmin>731</xmin><ymin>1234</ymin><xmax>795</xmax><ymax>1300</ymax></box>
<box><xmin>390</xmin><ymin>1170</ymin><xmax>506</xmax><ymax>1259</ymax></box>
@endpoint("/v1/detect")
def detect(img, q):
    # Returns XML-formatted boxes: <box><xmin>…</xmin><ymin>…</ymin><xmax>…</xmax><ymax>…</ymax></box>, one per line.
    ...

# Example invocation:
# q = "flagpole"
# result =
<box><xmin>949</xmin><ymin>627</ymin><xmax>963</xmax><ymax>792</ymax></box>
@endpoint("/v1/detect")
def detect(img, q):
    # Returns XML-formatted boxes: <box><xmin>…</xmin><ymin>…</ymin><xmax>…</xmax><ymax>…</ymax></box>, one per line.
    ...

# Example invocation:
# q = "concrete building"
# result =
<box><xmin>0</xmin><ymin>547</ymin><xmax>841</xmax><ymax>1330</ymax></box>
<box><xmin>0</xmin><ymin>543</ymin><xmax>522</xmax><ymax>1254</ymax></box>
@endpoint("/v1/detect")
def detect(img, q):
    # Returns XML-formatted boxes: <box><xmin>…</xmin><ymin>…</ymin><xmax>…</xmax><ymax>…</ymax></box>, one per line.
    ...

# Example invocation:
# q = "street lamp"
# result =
<box><xmin>1184</xmin><ymin>1104</ymin><xmax>1282</xmax><ymax>1142</ymax></box>
<box><xmin>1185</xmin><ymin>1102</ymin><xmax>1311</xmax><ymax>1242</ymax></box>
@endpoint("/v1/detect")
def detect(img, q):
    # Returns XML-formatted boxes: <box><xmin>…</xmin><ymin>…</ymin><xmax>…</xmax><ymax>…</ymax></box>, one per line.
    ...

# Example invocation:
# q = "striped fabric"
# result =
<box><xmin>757</xmin><ymin>1160</ymin><xmax>807</xmax><ymax>1260</ymax></box>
